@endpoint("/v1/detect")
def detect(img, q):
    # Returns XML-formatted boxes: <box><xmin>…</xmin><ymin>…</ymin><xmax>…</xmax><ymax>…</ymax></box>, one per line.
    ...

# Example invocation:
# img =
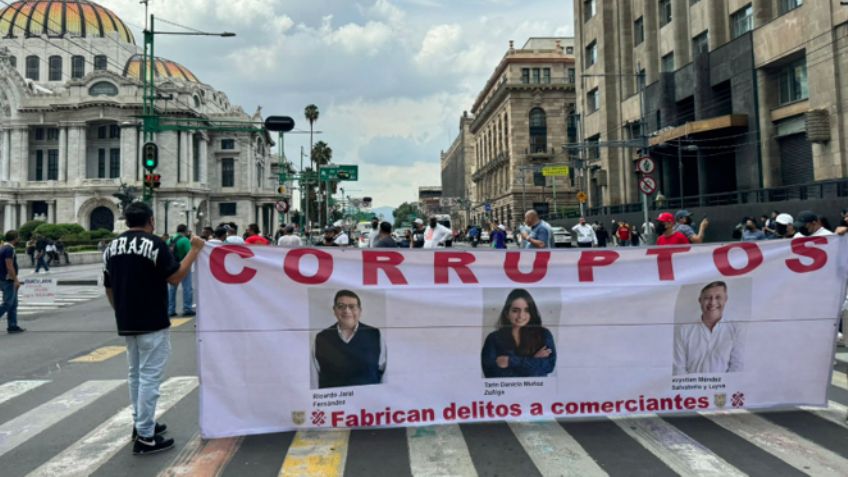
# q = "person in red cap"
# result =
<box><xmin>656</xmin><ymin>212</ymin><xmax>689</xmax><ymax>245</ymax></box>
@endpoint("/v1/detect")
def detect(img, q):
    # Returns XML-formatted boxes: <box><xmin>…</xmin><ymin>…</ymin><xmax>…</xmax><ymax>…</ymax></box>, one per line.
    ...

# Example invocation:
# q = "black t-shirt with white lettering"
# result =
<box><xmin>103</xmin><ymin>231</ymin><xmax>179</xmax><ymax>336</ymax></box>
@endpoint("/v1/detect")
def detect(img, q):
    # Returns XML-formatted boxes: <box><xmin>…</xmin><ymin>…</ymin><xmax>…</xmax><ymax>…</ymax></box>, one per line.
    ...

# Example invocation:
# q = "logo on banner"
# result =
<box><xmin>311</xmin><ymin>410</ymin><xmax>326</xmax><ymax>426</ymax></box>
<box><xmin>713</xmin><ymin>393</ymin><xmax>726</xmax><ymax>408</ymax></box>
<box><xmin>291</xmin><ymin>411</ymin><xmax>305</xmax><ymax>425</ymax></box>
<box><xmin>731</xmin><ymin>392</ymin><xmax>745</xmax><ymax>408</ymax></box>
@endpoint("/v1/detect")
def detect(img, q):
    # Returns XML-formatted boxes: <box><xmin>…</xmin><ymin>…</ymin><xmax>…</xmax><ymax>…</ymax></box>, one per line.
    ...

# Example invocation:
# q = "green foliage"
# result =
<box><xmin>18</xmin><ymin>220</ymin><xmax>45</xmax><ymax>240</ymax></box>
<box><xmin>312</xmin><ymin>141</ymin><xmax>332</xmax><ymax>166</ymax></box>
<box><xmin>33</xmin><ymin>223</ymin><xmax>85</xmax><ymax>240</ymax></box>
<box><xmin>393</xmin><ymin>202</ymin><xmax>420</xmax><ymax>225</ymax></box>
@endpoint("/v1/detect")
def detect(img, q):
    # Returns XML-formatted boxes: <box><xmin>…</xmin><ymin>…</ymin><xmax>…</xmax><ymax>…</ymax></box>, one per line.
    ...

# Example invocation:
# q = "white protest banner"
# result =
<box><xmin>20</xmin><ymin>277</ymin><xmax>57</xmax><ymax>303</ymax></box>
<box><xmin>196</xmin><ymin>237</ymin><xmax>848</xmax><ymax>438</ymax></box>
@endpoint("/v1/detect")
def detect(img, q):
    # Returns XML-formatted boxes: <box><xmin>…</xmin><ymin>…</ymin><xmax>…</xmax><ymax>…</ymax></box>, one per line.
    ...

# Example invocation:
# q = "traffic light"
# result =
<box><xmin>264</xmin><ymin>116</ymin><xmax>296</xmax><ymax>132</ymax></box>
<box><xmin>144</xmin><ymin>173</ymin><xmax>161</xmax><ymax>189</ymax></box>
<box><xmin>142</xmin><ymin>142</ymin><xmax>159</xmax><ymax>171</ymax></box>
<box><xmin>277</xmin><ymin>185</ymin><xmax>287</xmax><ymax>194</ymax></box>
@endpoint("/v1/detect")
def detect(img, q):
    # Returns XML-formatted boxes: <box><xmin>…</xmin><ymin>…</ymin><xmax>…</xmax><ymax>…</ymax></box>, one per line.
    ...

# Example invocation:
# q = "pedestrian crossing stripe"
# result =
<box><xmin>0</xmin><ymin>374</ymin><xmax>846</xmax><ymax>476</ymax></box>
<box><xmin>69</xmin><ymin>346</ymin><xmax>127</xmax><ymax>363</ymax></box>
<box><xmin>171</xmin><ymin>318</ymin><xmax>193</xmax><ymax>328</ymax></box>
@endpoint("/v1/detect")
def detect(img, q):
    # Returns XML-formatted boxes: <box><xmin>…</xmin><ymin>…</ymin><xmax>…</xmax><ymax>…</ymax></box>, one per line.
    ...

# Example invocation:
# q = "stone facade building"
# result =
<box><xmin>574</xmin><ymin>0</ymin><xmax>848</xmax><ymax>210</ymax></box>
<box><xmin>443</xmin><ymin>37</ymin><xmax>577</xmax><ymax>229</ymax></box>
<box><xmin>439</xmin><ymin>112</ymin><xmax>474</xmax><ymax>230</ymax></box>
<box><xmin>0</xmin><ymin>0</ymin><xmax>284</xmax><ymax>235</ymax></box>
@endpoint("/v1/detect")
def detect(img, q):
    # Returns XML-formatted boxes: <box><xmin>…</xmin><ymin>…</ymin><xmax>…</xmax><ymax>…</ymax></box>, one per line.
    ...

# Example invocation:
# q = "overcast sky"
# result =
<box><xmin>103</xmin><ymin>0</ymin><xmax>573</xmax><ymax>208</ymax></box>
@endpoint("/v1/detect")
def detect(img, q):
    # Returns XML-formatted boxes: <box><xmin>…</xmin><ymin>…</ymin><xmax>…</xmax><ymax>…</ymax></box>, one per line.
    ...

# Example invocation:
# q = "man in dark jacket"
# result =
<box><xmin>312</xmin><ymin>290</ymin><xmax>386</xmax><ymax>388</ymax></box>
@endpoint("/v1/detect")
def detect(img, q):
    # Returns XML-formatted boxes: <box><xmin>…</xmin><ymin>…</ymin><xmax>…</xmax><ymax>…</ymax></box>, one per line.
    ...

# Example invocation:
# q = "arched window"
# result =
<box><xmin>25</xmin><ymin>55</ymin><xmax>39</xmax><ymax>80</ymax></box>
<box><xmin>88</xmin><ymin>81</ymin><xmax>118</xmax><ymax>96</ymax></box>
<box><xmin>48</xmin><ymin>55</ymin><xmax>62</xmax><ymax>81</ymax></box>
<box><xmin>529</xmin><ymin>108</ymin><xmax>547</xmax><ymax>153</ymax></box>
<box><xmin>71</xmin><ymin>56</ymin><xmax>85</xmax><ymax>79</ymax></box>
<box><xmin>9</xmin><ymin>56</ymin><xmax>15</xmax><ymax>68</ymax></box>
<box><xmin>193</xmin><ymin>95</ymin><xmax>201</xmax><ymax>108</ymax></box>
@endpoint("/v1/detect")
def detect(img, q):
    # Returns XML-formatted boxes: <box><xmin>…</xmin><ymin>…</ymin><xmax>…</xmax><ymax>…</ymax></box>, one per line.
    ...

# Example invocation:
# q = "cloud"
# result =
<box><xmin>358</xmin><ymin>136</ymin><xmax>435</xmax><ymax>166</ymax></box>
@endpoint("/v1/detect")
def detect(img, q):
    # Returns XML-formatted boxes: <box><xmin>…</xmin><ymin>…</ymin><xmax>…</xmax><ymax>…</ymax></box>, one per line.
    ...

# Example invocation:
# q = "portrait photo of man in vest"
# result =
<box><xmin>312</xmin><ymin>290</ymin><xmax>387</xmax><ymax>389</ymax></box>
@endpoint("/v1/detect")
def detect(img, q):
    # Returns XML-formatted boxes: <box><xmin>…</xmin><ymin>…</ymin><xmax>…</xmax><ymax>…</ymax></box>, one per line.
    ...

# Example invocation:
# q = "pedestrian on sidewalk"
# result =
<box><xmin>0</xmin><ymin>230</ymin><xmax>24</xmax><ymax>333</ymax></box>
<box><xmin>25</xmin><ymin>238</ymin><xmax>35</xmax><ymax>267</ymax></box>
<box><xmin>572</xmin><ymin>217</ymin><xmax>597</xmax><ymax>248</ymax></box>
<box><xmin>34</xmin><ymin>235</ymin><xmax>49</xmax><ymax>273</ymax></box>
<box><xmin>244</xmin><ymin>223</ymin><xmax>270</xmax><ymax>245</ymax></box>
<box><xmin>656</xmin><ymin>213</ymin><xmax>689</xmax><ymax>245</ymax></box>
<box><xmin>166</xmin><ymin>225</ymin><xmax>195</xmax><ymax>317</ymax></box>
<box><xmin>103</xmin><ymin>201</ymin><xmax>203</xmax><ymax>455</ymax></box>
<box><xmin>491</xmin><ymin>224</ymin><xmax>508</xmax><ymax>249</ymax></box>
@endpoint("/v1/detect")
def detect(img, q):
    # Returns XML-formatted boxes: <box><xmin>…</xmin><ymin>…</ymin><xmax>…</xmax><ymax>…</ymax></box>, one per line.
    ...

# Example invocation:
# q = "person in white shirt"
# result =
<box><xmin>333</xmin><ymin>227</ymin><xmax>350</xmax><ymax>246</ymax></box>
<box><xmin>792</xmin><ymin>210</ymin><xmax>833</xmax><ymax>238</ymax></box>
<box><xmin>571</xmin><ymin>217</ymin><xmax>597</xmax><ymax>248</ymax></box>
<box><xmin>423</xmin><ymin>217</ymin><xmax>452</xmax><ymax>249</ymax></box>
<box><xmin>277</xmin><ymin>225</ymin><xmax>303</xmax><ymax>248</ymax></box>
<box><xmin>673</xmin><ymin>281</ymin><xmax>744</xmax><ymax>375</ymax></box>
<box><xmin>224</xmin><ymin>223</ymin><xmax>245</xmax><ymax>244</ymax></box>
<box><xmin>367</xmin><ymin>218</ymin><xmax>380</xmax><ymax>248</ymax></box>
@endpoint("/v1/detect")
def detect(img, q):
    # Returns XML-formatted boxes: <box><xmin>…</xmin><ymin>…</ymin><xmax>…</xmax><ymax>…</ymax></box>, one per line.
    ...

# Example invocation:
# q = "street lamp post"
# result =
<box><xmin>676</xmin><ymin>139</ymin><xmax>699</xmax><ymax>206</ymax></box>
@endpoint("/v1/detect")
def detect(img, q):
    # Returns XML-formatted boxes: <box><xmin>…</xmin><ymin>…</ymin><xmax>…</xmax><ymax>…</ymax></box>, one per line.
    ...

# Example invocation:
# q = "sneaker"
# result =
<box><xmin>133</xmin><ymin>434</ymin><xmax>174</xmax><ymax>455</ymax></box>
<box><xmin>7</xmin><ymin>327</ymin><xmax>26</xmax><ymax>334</ymax></box>
<box><xmin>181</xmin><ymin>310</ymin><xmax>196</xmax><ymax>317</ymax></box>
<box><xmin>131</xmin><ymin>422</ymin><xmax>167</xmax><ymax>441</ymax></box>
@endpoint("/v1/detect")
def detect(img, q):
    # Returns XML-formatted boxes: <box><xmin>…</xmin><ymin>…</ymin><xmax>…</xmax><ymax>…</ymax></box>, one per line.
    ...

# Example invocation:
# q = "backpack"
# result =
<box><xmin>168</xmin><ymin>237</ymin><xmax>180</xmax><ymax>260</ymax></box>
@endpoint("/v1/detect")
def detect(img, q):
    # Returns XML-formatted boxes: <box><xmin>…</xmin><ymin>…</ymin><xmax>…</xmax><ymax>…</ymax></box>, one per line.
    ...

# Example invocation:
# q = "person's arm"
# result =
<box><xmin>689</xmin><ymin>219</ymin><xmax>709</xmax><ymax>244</ymax></box>
<box><xmin>591</xmin><ymin>228</ymin><xmax>598</xmax><ymax>246</ymax></box>
<box><xmin>508</xmin><ymin>329</ymin><xmax>556</xmax><ymax>376</ymax></box>
<box><xmin>481</xmin><ymin>333</ymin><xmax>501</xmax><ymax>378</ymax></box>
<box><xmin>5</xmin><ymin>254</ymin><xmax>18</xmax><ymax>289</ymax></box>
<box><xmin>311</xmin><ymin>340</ymin><xmax>322</xmax><ymax>388</ymax></box>
<box><xmin>167</xmin><ymin>236</ymin><xmax>204</xmax><ymax>286</ymax></box>
<box><xmin>378</xmin><ymin>332</ymin><xmax>387</xmax><ymax>381</ymax></box>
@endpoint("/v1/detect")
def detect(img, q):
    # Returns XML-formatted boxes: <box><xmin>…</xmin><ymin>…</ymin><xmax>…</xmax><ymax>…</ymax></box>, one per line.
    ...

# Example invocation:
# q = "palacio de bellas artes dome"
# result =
<box><xmin>0</xmin><ymin>0</ymin><xmax>283</xmax><ymax>235</ymax></box>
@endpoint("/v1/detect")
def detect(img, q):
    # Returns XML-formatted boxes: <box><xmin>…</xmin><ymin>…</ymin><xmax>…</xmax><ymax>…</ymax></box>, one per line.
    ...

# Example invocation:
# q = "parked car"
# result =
<box><xmin>550</xmin><ymin>227</ymin><xmax>572</xmax><ymax>247</ymax></box>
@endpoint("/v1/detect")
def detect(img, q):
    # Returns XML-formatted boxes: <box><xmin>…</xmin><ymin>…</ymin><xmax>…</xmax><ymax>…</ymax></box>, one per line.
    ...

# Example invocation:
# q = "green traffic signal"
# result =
<box><xmin>142</xmin><ymin>142</ymin><xmax>159</xmax><ymax>171</ymax></box>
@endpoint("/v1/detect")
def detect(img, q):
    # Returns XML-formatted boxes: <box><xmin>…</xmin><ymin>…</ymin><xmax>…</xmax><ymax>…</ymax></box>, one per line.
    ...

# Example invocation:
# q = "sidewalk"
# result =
<box><xmin>19</xmin><ymin>262</ymin><xmax>103</xmax><ymax>286</ymax></box>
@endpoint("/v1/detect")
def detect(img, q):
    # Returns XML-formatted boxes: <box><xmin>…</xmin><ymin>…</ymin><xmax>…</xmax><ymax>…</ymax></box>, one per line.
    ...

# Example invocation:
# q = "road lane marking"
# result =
<box><xmin>611</xmin><ymin>414</ymin><xmax>744</xmax><ymax>476</ymax></box>
<box><xmin>407</xmin><ymin>424</ymin><xmax>477</xmax><ymax>477</ymax></box>
<box><xmin>70</xmin><ymin>346</ymin><xmax>127</xmax><ymax>363</ymax></box>
<box><xmin>0</xmin><ymin>380</ymin><xmax>123</xmax><ymax>458</ymax></box>
<box><xmin>702</xmin><ymin>409</ymin><xmax>848</xmax><ymax>475</ymax></box>
<box><xmin>801</xmin><ymin>401</ymin><xmax>848</xmax><ymax>430</ymax></box>
<box><xmin>279</xmin><ymin>429</ymin><xmax>350</xmax><ymax>477</ymax></box>
<box><xmin>832</xmin><ymin>372</ymin><xmax>848</xmax><ymax>390</ymax></box>
<box><xmin>27</xmin><ymin>377</ymin><xmax>198</xmax><ymax>477</ymax></box>
<box><xmin>171</xmin><ymin>318</ymin><xmax>193</xmax><ymax>328</ymax></box>
<box><xmin>0</xmin><ymin>380</ymin><xmax>49</xmax><ymax>406</ymax></box>
<box><xmin>836</xmin><ymin>352</ymin><xmax>847</xmax><ymax>364</ymax></box>
<box><xmin>158</xmin><ymin>433</ymin><xmax>243</xmax><ymax>477</ymax></box>
<box><xmin>508</xmin><ymin>420</ymin><xmax>607</xmax><ymax>476</ymax></box>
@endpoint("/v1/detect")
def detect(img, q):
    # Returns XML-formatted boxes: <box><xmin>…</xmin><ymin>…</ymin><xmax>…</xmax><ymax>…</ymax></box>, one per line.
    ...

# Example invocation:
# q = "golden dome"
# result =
<box><xmin>123</xmin><ymin>54</ymin><xmax>199</xmax><ymax>83</ymax></box>
<box><xmin>0</xmin><ymin>0</ymin><xmax>134</xmax><ymax>44</ymax></box>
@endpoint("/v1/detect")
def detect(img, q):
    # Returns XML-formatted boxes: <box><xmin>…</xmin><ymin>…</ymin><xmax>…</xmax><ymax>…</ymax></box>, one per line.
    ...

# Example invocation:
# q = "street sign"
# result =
<box><xmin>639</xmin><ymin>176</ymin><xmax>658</xmax><ymax>195</ymax></box>
<box><xmin>637</xmin><ymin>157</ymin><xmax>656</xmax><ymax>175</ymax></box>
<box><xmin>542</xmin><ymin>165</ymin><xmax>570</xmax><ymax>177</ymax></box>
<box><xmin>319</xmin><ymin>165</ymin><xmax>359</xmax><ymax>181</ymax></box>
<box><xmin>275</xmin><ymin>200</ymin><xmax>289</xmax><ymax>213</ymax></box>
<box><xmin>576</xmin><ymin>191</ymin><xmax>588</xmax><ymax>204</ymax></box>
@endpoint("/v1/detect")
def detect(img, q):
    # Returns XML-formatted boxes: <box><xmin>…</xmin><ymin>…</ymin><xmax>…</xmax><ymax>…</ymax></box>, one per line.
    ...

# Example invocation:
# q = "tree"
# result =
<box><xmin>311</xmin><ymin>141</ymin><xmax>332</xmax><ymax>166</ymax></box>
<box><xmin>304</xmin><ymin>104</ymin><xmax>320</xmax><ymax>225</ymax></box>
<box><xmin>393</xmin><ymin>202</ymin><xmax>421</xmax><ymax>226</ymax></box>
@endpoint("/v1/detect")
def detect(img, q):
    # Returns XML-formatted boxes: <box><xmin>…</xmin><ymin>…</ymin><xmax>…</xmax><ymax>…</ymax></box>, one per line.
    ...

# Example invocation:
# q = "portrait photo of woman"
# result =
<box><xmin>481</xmin><ymin>288</ymin><xmax>557</xmax><ymax>378</ymax></box>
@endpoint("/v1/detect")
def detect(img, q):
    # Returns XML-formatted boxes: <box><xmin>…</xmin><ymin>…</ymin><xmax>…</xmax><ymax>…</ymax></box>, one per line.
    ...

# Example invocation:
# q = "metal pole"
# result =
<box><xmin>164</xmin><ymin>200</ymin><xmax>169</xmax><ymax>233</ymax></box>
<box><xmin>302</xmin><ymin>147</ymin><xmax>309</xmax><ymax>234</ymax></box>
<box><xmin>638</xmin><ymin>65</ymin><xmax>652</xmax><ymax>245</ymax></box>
<box><xmin>325</xmin><ymin>179</ymin><xmax>330</xmax><ymax>225</ymax></box>
<box><xmin>677</xmin><ymin>139</ymin><xmax>684</xmax><ymax>206</ymax></box>
<box><xmin>552</xmin><ymin>174</ymin><xmax>557</xmax><ymax>218</ymax></box>
<box><xmin>521</xmin><ymin>168</ymin><xmax>527</xmax><ymax>214</ymax></box>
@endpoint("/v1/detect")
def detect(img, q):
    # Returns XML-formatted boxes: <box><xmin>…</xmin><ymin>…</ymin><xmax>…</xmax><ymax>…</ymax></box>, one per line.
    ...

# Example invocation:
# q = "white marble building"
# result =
<box><xmin>0</xmin><ymin>0</ymin><xmax>285</xmax><ymax>235</ymax></box>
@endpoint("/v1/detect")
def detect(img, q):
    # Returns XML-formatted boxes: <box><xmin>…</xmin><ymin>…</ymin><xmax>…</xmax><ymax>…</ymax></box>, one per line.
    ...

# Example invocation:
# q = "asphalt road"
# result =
<box><xmin>0</xmin><ymin>264</ymin><xmax>847</xmax><ymax>476</ymax></box>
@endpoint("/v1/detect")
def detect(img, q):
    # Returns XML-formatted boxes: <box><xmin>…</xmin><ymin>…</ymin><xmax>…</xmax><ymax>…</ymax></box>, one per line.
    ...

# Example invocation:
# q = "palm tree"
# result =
<box><xmin>304</xmin><ymin>104</ymin><xmax>319</xmax><ymax>167</ymax></box>
<box><xmin>311</xmin><ymin>141</ymin><xmax>332</xmax><ymax>166</ymax></box>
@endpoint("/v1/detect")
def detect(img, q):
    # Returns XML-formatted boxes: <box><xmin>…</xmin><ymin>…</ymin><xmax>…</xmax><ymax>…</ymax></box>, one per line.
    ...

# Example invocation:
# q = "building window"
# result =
<box><xmin>585</xmin><ymin>41</ymin><xmax>597</xmax><ymax>68</ymax></box>
<box><xmin>35</xmin><ymin>150</ymin><xmax>43</xmax><ymax>181</ymax></box>
<box><xmin>219</xmin><ymin>203</ymin><xmax>237</xmax><ymax>216</ymax></box>
<box><xmin>193</xmin><ymin>134</ymin><xmax>201</xmax><ymax>182</ymax></box>
<box><xmin>47</xmin><ymin>149</ymin><xmax>58</xmax><ymax>180</ymax></box>
<box><xmin>659</xmin><ymin>0</ymin><xmax>672</xmax><ymax>27</ymax></box>
<box><xmin>532</xmin><ymin>68</ymin><xmax>541</xmax><ymax>84</ymax></box>
<box><xmin>529</xmin><ymin>108</ymin><xmax>547</xmax><ymax>154</ymax></box>
<box><xmin>221</xmin><ymin>139</ymin><xmax>235</xmax><ymax>150</ymax></box>
<box><xmin>97</xmin><ymin>126</ymin><xmax>107</xmax><ymax>139</ymax></box>
<box><xmin>777</xmin><ymin>58</ymin><xmax>808</xmax><ymax>105</ymax></box>
<box><xmin>588</xmin><ymin>135</ymin><xmax>600</xmax><ymax>160</ymax></box>
<box><xmin>94</xmin><ymin>55</ymin><xmax>107</xmax><ymax>70</ymax></box>
<box><xmin>71</xmin><ymin>55</ymin><xmax>85</xmax><ymax>79</ymax></box>
<box><xmin>542</xmin><ymin>68</ymin><xmax>551</xmax><ymax>84</ymax></box>
<box><xmin>778</xmin><ymin>0</ymin><xmax>803</xmax><ymax>16</ymax></box>
<box><xmin>521</xmin><ymin>68</ymin><xmax>530</xmax><ymax>84</ymax></box>
<box><xmin>222</xmin><ymin>158</ymin><xmax>235</xmax><ymax>187</ymax></box>
<box><xmin>34</xmin><ymin>127</ymin><xmax>45</xmax><ymax>141</ymax></box>
<box><xmin>566</xmin><ymin>46</ymin><xmax>574</xmax><ymax>54</ymax></box>
<box><xmin>109</xmin><ymin>148</ymin><xmax>120</xmax><ymax>178</ymax></box>
<box><xmin>568</xmin><ymin>68</ymin><xmax>576</xmax><ymax>84</ymax></box>
<box><xmin>25</xmin><ymin>55</ymin><xmax>39</xmax><ymax>80</ymax></box>
<box><xmin>636</xmin><ymin>68</ymin><xmax>646</xmax><ymax>92</ymax></box>
<box><xmin>48</xmin><ymin>55</ymin><xmax>62</xmax><ymax>81</ymax></box>
<box><xmin>587</xmin><ymin>88</ymin><xmax>600</xmax><ymax>113</ymax></box>
<box><xmin>98</xmin><ymin>149</ymin><xmax>106</xmax><ymax>178</ymax></box>
<box><xmin>731</xmin><ymin>4</ymin><xmax>753</xmax><ymax>39</ymax></box>
<box><xmin>692</xmin><ymin>31</ymin><xmax>709</xmax><ymax>55</ymax></box>
<box><xmin>634</xmin><ymin>17</ymin><xmax>644</xmax><ymax>45</ymax></box>
<box><xmin>662</xmin><ymin>52</ymin><xmax>675</xmax><ymax>72</ymax></box>
<box><xmin>89</xmin><ymin>81</ymin><xmax>118</xmax><ymax>96</ymax></box>
<box><xmin>109</xmin><ymin>124</ymin><xmax>120</xmax><ymax>139</ymax></box>
<box><xmin>9</xmin><ymin>56</ymin><xmax>15</xmax><ymax>68</ymax></box>
<box><xmin>583</xmin><ymin>0</ymin><xmax>596</xmax><ymax>22</ymax></box>
<box><xmin>46</xmin><ymin>128</ymin><xmax>59</xmax><ymax>141</ymax></box>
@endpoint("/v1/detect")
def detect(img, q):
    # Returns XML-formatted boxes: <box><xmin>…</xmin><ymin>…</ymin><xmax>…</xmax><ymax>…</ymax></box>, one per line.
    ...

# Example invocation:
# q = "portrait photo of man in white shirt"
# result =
<box><xmin>673</xmin><ymin>281</ymin><xmax>745</xmax><ymax>375</ymax></box>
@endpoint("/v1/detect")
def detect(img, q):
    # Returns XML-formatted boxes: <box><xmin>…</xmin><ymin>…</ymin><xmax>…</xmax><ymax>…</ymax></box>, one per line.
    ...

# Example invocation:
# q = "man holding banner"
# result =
<box><xmin>312</xmin><ymin>290</ymin><xmax>387</xmax><ymax>389</ymax></box>
<box><xmin>673</xmin><ymin>281</ymin><xmax>744</xmax><ymax>375</ymax></box>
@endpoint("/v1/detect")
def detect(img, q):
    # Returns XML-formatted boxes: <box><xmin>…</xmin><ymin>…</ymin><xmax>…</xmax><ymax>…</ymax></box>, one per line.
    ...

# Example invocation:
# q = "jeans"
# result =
<box><xmin>125</xmin><ymin>329</ymin><xmax>171</xmax><ymax>438</ymax></box>
<box><xmin>0</xmin><ymin>280</ymin><xmax>18</xmax><ymax>330</ymax></box>
<box><xmin>167</xmin><ymin>268</ymin><xmax>193</xmax><ymax>315</ymax></box>
<box><xmin>35</xmin><ymin>254</ymin><xmax>49</xmax><ymax>273</ymax></box>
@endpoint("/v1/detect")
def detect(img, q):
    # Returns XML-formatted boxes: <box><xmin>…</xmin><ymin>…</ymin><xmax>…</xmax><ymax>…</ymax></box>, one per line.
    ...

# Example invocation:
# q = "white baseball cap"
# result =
<box><xmin>775</xmin><ymin>213</ymin><xmax>793</xmax><ymax>226</ymax></box>
<box><xmin>413</xmin><ymin>218</ymin><xmax>424</xmax><ymax>225</ymax></box>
